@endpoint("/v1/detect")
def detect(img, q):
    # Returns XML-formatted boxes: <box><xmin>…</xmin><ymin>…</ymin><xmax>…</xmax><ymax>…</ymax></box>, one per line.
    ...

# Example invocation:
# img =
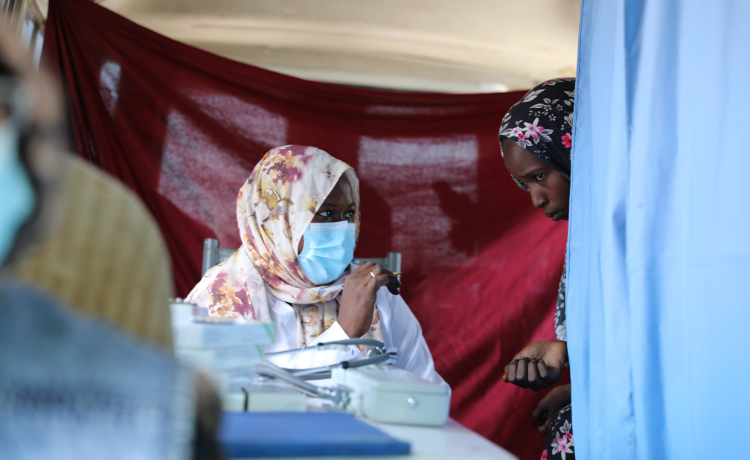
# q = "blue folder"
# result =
<box><xmin>218</xmin><ymin>412</ymin><xmax>411</xmax><ymax>458</ymax></box>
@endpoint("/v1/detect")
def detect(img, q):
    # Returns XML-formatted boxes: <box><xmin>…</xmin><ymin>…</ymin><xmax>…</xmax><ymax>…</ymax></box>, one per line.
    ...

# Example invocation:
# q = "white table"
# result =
<box><xmin>244</xmin><ymin>417</ymin><xmax>518</xmax><ymax>460</ymax></box>
<box><xmin>361</xmin><ymin>418</ymin><xmax>517</xmax><ymax>460</ymax></box>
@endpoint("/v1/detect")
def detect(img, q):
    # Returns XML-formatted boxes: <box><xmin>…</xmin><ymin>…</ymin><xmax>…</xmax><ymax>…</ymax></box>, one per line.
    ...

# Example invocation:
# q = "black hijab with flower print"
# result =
<box><xmin>499</xmin><ymin>78</ymin><xmax>575</xmax><ymax>188</ymax></box>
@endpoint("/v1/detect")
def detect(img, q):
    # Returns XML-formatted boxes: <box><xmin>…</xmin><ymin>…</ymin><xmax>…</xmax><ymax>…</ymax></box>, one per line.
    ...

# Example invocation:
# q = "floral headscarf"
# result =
<box><xmin>499</xmin><ymin>78</ymin><xmax>575</xmax><ymax>188</ymax></box>
<box><xmin>187</xmin><ymin>145</ymin><xmax>383</xmax><ymax>347</ymax></box>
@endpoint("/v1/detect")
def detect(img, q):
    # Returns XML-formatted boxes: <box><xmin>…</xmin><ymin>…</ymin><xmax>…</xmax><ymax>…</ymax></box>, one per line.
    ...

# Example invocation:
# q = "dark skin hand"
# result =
<box><xmin>502</xmin><ymin>340</ymin><xmax>568</xmax><ymax>391</ymax></box>
<box><xmin>532</xmin><ymin>383</ymin><xmax>571</xmax><ymax>435</ymax></box>
<box><xmin>298</xmin><ymin>177</ymin><xmax>401</xmax><ymax>338</ymax></box>
<box><xmin>501</xmin><ymin>138</ymin><xmax>570</xmax><ymax>222</ymax></box>
<box><xmin>338</xmin><ymin>261</ymin><xmax>400</xmax><ymax>337</ymax></box>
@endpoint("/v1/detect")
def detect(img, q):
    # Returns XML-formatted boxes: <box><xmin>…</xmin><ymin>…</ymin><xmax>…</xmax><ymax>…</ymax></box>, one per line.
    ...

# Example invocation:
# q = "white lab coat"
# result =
<box><xmin>264</xmin><ymin>286</ymin><xmax>448</xmax><ymax>388</ymax></box>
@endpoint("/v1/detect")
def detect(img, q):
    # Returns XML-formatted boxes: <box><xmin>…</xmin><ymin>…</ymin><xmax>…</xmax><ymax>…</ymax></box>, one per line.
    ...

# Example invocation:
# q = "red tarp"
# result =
<box><xmin>42</xmin><ymin>0</ymin><xmax>568</xmax><ymax>458</ymax></box>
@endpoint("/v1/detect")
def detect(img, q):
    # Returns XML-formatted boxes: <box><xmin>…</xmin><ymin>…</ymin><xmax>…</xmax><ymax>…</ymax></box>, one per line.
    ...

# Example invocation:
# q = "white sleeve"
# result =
<box><xmin>385</xmin><ymin>292</ymin><xmax>449</xmax><ymax>389</ymax></box>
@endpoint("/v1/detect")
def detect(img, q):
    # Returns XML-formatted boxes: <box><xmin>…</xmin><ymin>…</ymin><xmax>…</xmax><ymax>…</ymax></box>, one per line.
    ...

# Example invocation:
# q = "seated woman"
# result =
<box><xmin>188</xmin><ymin>145</ymin><xmax>446</xmax><ymax>386</ymax></box>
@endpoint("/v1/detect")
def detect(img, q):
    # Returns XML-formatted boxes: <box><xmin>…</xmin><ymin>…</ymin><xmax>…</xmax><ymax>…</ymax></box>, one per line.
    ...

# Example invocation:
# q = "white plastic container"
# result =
<box><xmin>173</xmin><ymin>320</ymin><xmax>275</xmax><ymax>349</ymax></box>
<box><xmin>175</xmin><ymin>345</ymin><xmax>264</xmax><ymax>373</ymax></box>
<box><xmin>208</xmin><ymin>368</ymin><xmax>255</xmax><ymax>394</ymax></box>
<box><xmin>246</xmin><ymin>383</ymin><xmax>307</xmax><ymax>413</ymax></box>
<box><xmin>332</xmin><ymin>366</ymin><xmax>450</xmax><ymax>426</ymax></box>
<box><xmin>220</xmin><ymin>382</ymin><xmax>307</xmax><ymax>413</ymax></box>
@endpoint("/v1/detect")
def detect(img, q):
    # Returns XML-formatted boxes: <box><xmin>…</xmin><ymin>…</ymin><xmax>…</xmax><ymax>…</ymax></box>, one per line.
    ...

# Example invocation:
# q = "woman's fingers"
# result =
<box><xmin>538</xmin><ymin>417</ymin><xmax>552</xmax><ymax>436</ymax></box>
<box><xmin>533</xmin><ymin>409</ymin><xmax>549</xmax><ymax>430</ymax></box>
<box><xmin>351</xmin><ymin>261</ymin><xmax>375</xmax><ymax>275</ymax></box>
<box><xmin>503</xmin><ymin>342</ymin><xmax>569</xmax><ymax>390</ymax></box>
<box><xmin>350</xmin><ymin>262</ymin><xmax>380</xmax><ymax>287</ymax></box>
<box><xmin>345</xmin><ymin>264</ymin><xmax>369</xmax><ymax>287</ymax></box>
<box><xmin>527</xmin><ymin>359</ymin><xmax>540</xmax><ymax>388</ymax></box>
<box><xmin>364</xmin><ymin>264</ymin><xmax>401</xmax><ymax>295</ymax></box>
<box><xmin>354</xmin><ymin>261</ymin><xmax>395</xmax><ymax>278</ymax></box>
<box><xmin>504</xmin><ymin>358</ymin><xmax>548</xmax><ymax>389</ymax></box>
<box><xmin>372</xmin><ymin>263</ymin><xmax>394</xmax><ymax>277</ymax></box>
<box><xmin>515</xmin><ymin>358</ymin><xmax>528</xmax><ymax>386</ymax></box>
<box><xmin>372</xmin><ymin>274</ymin><xmax>392</xmax><ymax>285</ymax></box>
<box><xmin>537</xmin><ymin>361</ymin><xmax>550</xmax><ymax>381</ymax></box>
<box><xmin>532</xmin><ymin>400</ymin><xmax>546</xmax><ymax>422</ymax></box>
<box><xmin>353</xmin><ymin>263</ymin><xmax>401</xmax><ymax>295</ymax></box>
<box><xmin>347</xmin><ymin>264</ymin><xmax>396</xmax><ymax>302</ymax></box>
<box><xmin>373</xmin><ymin>274</ymin><xmax>397</xmax><ymax>288</ymax></box>
<box><xmin>532</xmin><ymin>391</ymin><xmax>554</xmax><ymax>434</ymax></box>
<box><xmin>507</xmin><ymin>360</ymin><xmax>518</xmax><ymax>383</ymax></box>
<box><xmin>366</xmin><ymin>266</ymin><xmax>392</xmax><ymax>289</ymax></box>
<box><xmin>536</xmin><ymin>360</ymin><xmax>561</xmax><ymax>384</ymax></box>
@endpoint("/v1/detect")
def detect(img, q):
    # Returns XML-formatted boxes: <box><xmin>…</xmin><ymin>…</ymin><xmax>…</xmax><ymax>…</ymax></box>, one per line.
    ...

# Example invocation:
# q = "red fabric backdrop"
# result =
<box><xmin>42</xmin><ymin>0</ymin><xmax>568</xmax><ymax>458</ymax></box>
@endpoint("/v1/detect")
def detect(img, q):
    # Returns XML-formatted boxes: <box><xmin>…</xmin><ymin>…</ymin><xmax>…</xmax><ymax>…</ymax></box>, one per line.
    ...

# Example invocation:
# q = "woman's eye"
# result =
<box><xmin>317</xmin><ymin>210</ymin><xmax>332</xmax><ymax>218</ymax></box>
<box><xmin>535</xmin><ymin>173</ymin><xmax>546</xmax><ymax>181</ymax></box>
<box><xmin>344</xmin><ymin>211</ymin><xmax>355</xmax><ymax>220</ymax></box>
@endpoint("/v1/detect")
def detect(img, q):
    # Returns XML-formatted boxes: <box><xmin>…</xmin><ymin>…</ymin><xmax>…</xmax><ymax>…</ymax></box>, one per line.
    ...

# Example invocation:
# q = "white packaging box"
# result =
<box><xmin>170</xmin><ymin>302</ymin><xmax>195</xmax><ymax>323</ymax></box>
<box><xmin>332</xmin><ymin>366</ymin><xmax>450</xmax><ymax>426</ymax></box>
<box><xmin>221</xmin><ymin>384</ymin><xmax>307</xmax><ymax>413</ymax></box>
<box><xmin>223</xmin><ymin>392</ymin><xmax>247</xmax><ymax>412</ymax></box>
<box><xmin>176</xmin><ymin>345</ymin><xmax>264</xmax><ymax>373</ymax></box>
<box><xmin>173</xmin><ymin>321</ymin><xmax>275</xmax><ymax>349</ymax></box>
<box><xmin>246</xmin><ymin>384</ymin><xmax>307</xmax><ymax>413</ymax></box>
<box><xmin>208</xmin><ymin>368</ymin><xmax>255</xmax><ymax>394</ymax></box>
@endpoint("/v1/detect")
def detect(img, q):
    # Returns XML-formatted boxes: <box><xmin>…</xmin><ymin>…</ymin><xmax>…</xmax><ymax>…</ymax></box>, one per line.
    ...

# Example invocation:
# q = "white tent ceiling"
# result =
<box><xmin>102</xmin><ymin>0</ymin><xmax>580</xmax><ymax>93</ymax></box>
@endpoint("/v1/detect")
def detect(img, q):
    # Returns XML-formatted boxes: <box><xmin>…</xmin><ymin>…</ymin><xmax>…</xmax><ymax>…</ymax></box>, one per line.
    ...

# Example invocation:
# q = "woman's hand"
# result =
<box><xmin>532</xmin><ymin>383</ymin><xmax>571</xmax><ymax>435</ymax></box>
<box><xmin>338</xmin><ymin>262</ymin><xmax>401</xmax><ymax>338</ymax></box>
<box><xmin>502</xmin><ymin>340</ymin><xmax>568</xmax><ymax>391</ymax></box>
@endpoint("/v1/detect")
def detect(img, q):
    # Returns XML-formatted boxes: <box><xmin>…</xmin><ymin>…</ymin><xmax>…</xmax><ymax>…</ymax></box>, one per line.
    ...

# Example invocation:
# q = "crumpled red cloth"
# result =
<box><xmin>42</xmin><ymin>0</ymin><xmax>568</xmax><ymax>457</ymax></box>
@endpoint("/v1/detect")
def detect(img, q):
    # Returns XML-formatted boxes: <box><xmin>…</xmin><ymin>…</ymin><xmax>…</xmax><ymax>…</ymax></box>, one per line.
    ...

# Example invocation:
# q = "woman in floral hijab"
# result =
<box><xmin>188</xmin><ymin>145</ymin><xmax>446</xmax><ymax>385</ymax></box>
<box><xmin>499</xmin><ymin>78</ymin><xmax>576</xmax><ymax>460</ymax></box>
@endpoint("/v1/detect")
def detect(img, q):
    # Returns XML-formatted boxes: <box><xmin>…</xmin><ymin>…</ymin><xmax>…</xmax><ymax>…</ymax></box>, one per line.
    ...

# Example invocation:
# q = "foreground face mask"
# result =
<box><xmin>0</xmin><ymin>121</ymin><xmax>35</xmax><ymax>265</ymax></box>
<box><xmin>298</xmin><ymin>221</ymin><xmax>356</xmax><ymax>285</ymax></box>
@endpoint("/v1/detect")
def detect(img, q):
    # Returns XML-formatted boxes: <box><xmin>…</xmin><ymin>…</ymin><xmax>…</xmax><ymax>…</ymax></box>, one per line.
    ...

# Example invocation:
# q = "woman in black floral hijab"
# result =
<box><xmin>499</xmin><ymin>78</ymin><xmax>576</xmax><ymax>460</ymax></box>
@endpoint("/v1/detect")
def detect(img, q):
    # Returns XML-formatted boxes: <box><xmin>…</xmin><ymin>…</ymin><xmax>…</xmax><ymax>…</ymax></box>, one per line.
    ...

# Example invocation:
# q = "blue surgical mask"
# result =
<box><xmin>0</xmin><ymin>121</ymin><xmax>35</xmax><ymax>265</ymax></box>
<box><xmin>298</xmin><ymin>221</ymin><xmax>356</xmax><ymax>285</ymax></box>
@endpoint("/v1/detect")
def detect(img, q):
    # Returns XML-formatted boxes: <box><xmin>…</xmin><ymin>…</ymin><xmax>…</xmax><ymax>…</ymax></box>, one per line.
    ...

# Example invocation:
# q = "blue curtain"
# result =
<box><xmin>569</xmin><ymin>0</ymin><xmax>750</xmax><ymax>458</ymax></box>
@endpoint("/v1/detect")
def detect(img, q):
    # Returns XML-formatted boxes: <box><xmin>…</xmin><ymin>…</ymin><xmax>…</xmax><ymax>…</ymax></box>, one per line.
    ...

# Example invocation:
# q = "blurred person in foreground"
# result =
<box><xmin>0</xmin><ymin>24</ymin><xmax>220</xmax><ymax>460</ymax></box>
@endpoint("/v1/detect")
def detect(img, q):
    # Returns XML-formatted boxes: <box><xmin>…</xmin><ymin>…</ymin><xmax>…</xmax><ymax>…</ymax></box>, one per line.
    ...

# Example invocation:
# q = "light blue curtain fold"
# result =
<box><xmin>569</xmin><ymin>0</ymin><xmax>750</xmax><ymax>458</ymax></box>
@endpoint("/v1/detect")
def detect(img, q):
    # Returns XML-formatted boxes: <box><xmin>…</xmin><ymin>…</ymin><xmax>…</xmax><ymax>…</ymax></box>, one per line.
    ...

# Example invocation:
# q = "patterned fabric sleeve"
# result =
<box><xmin>555</xmin><ymin>257</ymin><xmax>567</xmax><ymax>342</ymax></box>
<box><xmin>541</xmin><ymin>404</ymin><xmax>575</xmax><ymax>460</ymax></box>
